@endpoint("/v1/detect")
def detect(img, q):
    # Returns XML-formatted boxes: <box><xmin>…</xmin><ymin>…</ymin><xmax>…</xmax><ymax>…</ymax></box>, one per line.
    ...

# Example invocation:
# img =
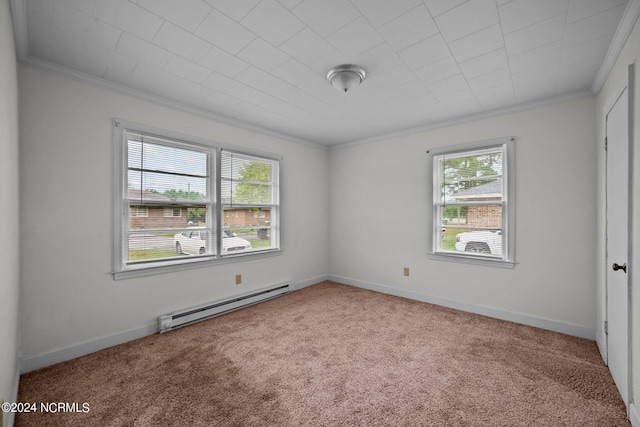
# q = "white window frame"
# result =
<box><xmin>113</xmin><ymin>119</ymin><xmax>282</xmax><ymax>280</ymax></box>
<box><xmin>163</xmin><ymin>208</ymin><xmax>182</xmax><ymax>217</ymax></box>
<box><xmin>221</xmin><ymin>150</ymin><xmax>280</xmax><ymax>253</ymax></box>
<box><xmin>130</xmin><ymin>206</ymin><xmax>148</xmax><ymax>217</ymax></box>
<box><xmin>427</xmin><ymin>137</ymin><xmax>515</xmax><ymax>268</ymax></box>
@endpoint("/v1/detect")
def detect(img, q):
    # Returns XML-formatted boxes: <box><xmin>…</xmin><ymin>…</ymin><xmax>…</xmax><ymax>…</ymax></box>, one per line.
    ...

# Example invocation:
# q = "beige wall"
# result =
<box><xmin>18</xmin><ymin>65</ymin><xmax>329</xmax><ymax>362</ymax></box>
<box><xmin>0</xmin><ymin>0</ymin><xmax>20</xmax><ymax>422</ymax></box>
<box><xmin>596</xmin><ymin>6</ymin><xmax>640</xmax><ymax>421</ymax></box>
<box><xmin>329</xmin><ymin>96</ymin><xmax>598</xmax><ymax>336</ymax></box>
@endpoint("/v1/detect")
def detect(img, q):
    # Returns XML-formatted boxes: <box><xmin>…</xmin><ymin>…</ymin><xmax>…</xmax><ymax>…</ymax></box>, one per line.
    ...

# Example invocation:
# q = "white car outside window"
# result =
<box><xmin>454</xmin><ymin>230</ymin><xmax>502</xmax><ymax>256</ymax></box>
<box><xmin>174</xmin><ymin>229</ymin><xmax>252</xmax><ymax>255</ymax></box>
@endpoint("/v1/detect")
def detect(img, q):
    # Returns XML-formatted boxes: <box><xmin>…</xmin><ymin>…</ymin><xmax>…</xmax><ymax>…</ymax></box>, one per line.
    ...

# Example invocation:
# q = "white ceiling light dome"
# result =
<box><xmin>327</xmin><ymin>64</ymin><xmax>366</xmax><ymax>93</ymax></box>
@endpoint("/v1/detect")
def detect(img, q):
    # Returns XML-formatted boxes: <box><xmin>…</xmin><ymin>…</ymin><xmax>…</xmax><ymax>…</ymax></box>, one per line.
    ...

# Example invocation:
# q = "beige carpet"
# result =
<box><xmin>17</xmin><ymin>281</ymin><xmax>628</xmax><ymax>426</ymax></box>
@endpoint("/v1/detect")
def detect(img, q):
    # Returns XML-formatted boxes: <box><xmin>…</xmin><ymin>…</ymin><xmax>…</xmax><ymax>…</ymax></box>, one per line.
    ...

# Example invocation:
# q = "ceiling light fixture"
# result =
<box><xmin>326</xmin><ymin>64</ymin><xmax>366</xmax><ymax>93</ymax></box>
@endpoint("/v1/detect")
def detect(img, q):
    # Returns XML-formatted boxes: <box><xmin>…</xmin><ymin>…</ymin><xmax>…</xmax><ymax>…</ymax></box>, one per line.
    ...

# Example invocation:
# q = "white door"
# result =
<box><xmin>606</xmin><ymin>85</ymin><xmax>629</xmax><ymax>407</ymax></box>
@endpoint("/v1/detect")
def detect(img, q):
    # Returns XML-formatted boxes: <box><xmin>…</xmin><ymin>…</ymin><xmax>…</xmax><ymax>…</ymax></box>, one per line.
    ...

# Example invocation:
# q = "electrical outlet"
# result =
<box><xmin>236</xmin><ymin>274</ymin><xmax>242</xmax><ymax>285</ymax></box>
<box><xmin>403</xmin><ymin>267</ymin><xmax>410</xmax><ymax>277</ymax></box>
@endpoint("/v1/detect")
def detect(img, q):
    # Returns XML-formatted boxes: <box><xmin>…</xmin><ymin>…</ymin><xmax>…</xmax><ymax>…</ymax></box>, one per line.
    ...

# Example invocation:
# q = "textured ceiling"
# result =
<box><xmin>11</xmin><ymin>0</ymin><xmax>634</xmax><ymax>146</ymax></box>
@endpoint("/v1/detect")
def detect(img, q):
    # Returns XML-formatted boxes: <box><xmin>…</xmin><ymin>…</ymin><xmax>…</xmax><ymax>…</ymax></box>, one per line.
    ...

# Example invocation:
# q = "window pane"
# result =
<box><xmin>128</xmin><ymin>140</ymin><xmax>207</xmax><ymax>176</ymax></box>
<box><xmin>128</xmin><ymin>139</ymin><xmax>208</xmax><ymax>202</ymax></box>
<box><xmin>439</xmin><ymin>151</ymin><xmax>502</xmax><ymax>203</ymax></box>
<box><xmin>438</xmin><ymin>204</ymin><xmax>502</xmax><ymax>253</ymax></box>
<box><xmin>223</xmin><ymin>207</ymin><xmax>271</xmax><ymax>227</ymax></box>
<box><xmin>440</xmin><ymin>205</ymin><xmax>468</xmax><ymax>227</ymax></box>
<box><xmin>465</xmin><ymin>204</ymin><xmax>502</xmax><ymax>229</ymax></box>
<box><xmin>128</xmin><ymin>232</ymin><xmax>183</xmax><ymax>263</ymax></box>
<box><xmin>130</xmin><ymin>206</ymin><xmax>148</xmax><ymax>217</ymax></box>
<box><xmin>451</xmin><ymin>228</ymin><xmax>503</xmax><ymax>257</ymax></box>
<box><xmin>223</xmin><ymin>207</ymin><xmax>273</xmax><ymax>253</ymax></box>
<box><xmin>127</xmin><ymin>173</ymin><xmax>207</xmax><ymax>202</ymax></box>
<box><xmin>221</xmin><ymin>152</ymin><xmax>274</xmax><ymax>204</ymax></box>
<box><xmin>173</xmin><ymin>228</ymin><xmax>212</xmax><ymax>256</ymax></box>
<box><xmin>222</xmin><ymin>182</ymin><xmax>272</xmax><ymax>204</ymax></box>
<box><xmin>222</xmin><ymin>228</ymin><xmax>254</xmax><ymax>254</ymax></box>
<box><xmin>164</xmin><ymin>208</ymin><xmax>182</xmax><ymax>217</ymax></box>
<box><xmin>221</xmin><ymin>153</ymin><xmax>272</xmax><ymax>182</ymax></box>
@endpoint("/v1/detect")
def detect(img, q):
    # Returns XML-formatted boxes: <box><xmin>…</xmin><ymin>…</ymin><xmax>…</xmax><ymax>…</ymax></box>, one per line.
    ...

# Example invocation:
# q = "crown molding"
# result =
<box><xmin>592</xmin><ymin>0</ymin><xmax>640</xmax><ymax>93</ymax></box>
<box><xmin>10</xmin><ymin>0</ymin><xmax>634</xmax><ymax>150</ymax></box>
<box><xmin>330</xmin><ymin>90</ymin><xmax>595</xmax><ymax>150</ymax></box>
<box><xmin>9</xmin><ymin>0</ymin><xmax>27</xmax><ymax>59</ymax></box>
<box><xmin>9</xmin><ymin>0</ymin><xmax>327</xmax><ymax>151</ymax></box>
<box><xmin>22</xmin><ymin>57</ymin><xmax>329</xmax><ymax>151</ymax></box>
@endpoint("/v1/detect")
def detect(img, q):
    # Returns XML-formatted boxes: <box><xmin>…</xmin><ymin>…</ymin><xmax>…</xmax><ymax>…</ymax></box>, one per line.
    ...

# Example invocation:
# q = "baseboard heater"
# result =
<box><xmin>158</xmin><ymin>283</ymin><xmax>292</xmax><ymax>333</ymax></box>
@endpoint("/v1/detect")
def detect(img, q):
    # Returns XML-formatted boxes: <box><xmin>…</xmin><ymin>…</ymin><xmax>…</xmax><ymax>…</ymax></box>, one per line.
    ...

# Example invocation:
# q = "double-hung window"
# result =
<box><xmin>427</xmin><ymin>137</ymin><xmax>515</xmax><ymax>267</ymax></box>
<box><xmin>113</xmin><ymin>120</ymin><xmax>281</xmax><ymax>278</ymax></box>
<box><xmin>221</xmin><ymin>151</ymin><xmax>278</xmax><ymax>251</ymax></box>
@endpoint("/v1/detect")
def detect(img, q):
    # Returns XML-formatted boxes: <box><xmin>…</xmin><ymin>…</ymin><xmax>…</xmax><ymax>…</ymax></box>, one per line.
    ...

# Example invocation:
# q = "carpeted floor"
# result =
<box><xmin>16</xmin><ymin>281</ymin><xmax>629</xmax><ymax>426</ymax></box>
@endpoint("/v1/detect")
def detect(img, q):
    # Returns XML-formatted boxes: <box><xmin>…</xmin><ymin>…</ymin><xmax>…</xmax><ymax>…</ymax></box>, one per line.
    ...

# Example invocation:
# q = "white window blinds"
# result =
<box><xmin>428</xmin><ymin>137</ymin><xmax>514</xmax><ymax>267</ymax></box>
<box><xmin>113</xmin><ymin>120</ymin><xmax>282</xmax><ymax>278</ymax></box>
<box><xmin>124</xmin><ymin>133</ymin><xmax>213</xmax><ymax>264</ymax></box>
<box><xmin>221</xmin><ymin>150</ymin><xmax>279</xmax><ymax>253</ymax></box>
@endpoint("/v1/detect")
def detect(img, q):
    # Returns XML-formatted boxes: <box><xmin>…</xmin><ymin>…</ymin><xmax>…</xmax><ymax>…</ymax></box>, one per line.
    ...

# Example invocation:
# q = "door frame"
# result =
<box><xmin>599</xmin><ymin>63</ymin><xmax>635</xmax><ymax>412</ymax></box>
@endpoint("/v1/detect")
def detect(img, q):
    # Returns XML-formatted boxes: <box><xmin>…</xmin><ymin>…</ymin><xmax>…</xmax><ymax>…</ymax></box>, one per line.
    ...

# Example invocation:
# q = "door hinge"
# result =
<box><xmin>604</xmin><ymin>137</ymin><xmax>608</xmax><ymax>151</ymax></box>
<box><xmin>605</xmin><ymin>320</ymin><xmax>608</xmax><ymax>335</ymax></box>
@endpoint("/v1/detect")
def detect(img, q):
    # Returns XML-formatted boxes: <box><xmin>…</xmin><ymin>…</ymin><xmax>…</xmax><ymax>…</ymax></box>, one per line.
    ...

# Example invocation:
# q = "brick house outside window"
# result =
<box><xmin>451</xmin><ymin>178</ymin><xmax>502</xmax><ymax>229</ymax></box>
<box><xmin>128</xmin><ymin>189</ymin><xmax>190</xmax><ymax>229</ymax></box>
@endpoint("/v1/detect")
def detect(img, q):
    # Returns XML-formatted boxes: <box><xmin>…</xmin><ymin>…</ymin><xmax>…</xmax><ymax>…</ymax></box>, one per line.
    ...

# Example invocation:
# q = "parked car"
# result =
<box><xmin>174</xmin><ymin>229</ymin><xmax>252</xmax><ymax>255</ymax></box>
<box><xmin>222</xmin><ymin>230</ymin><xmax>253</xmax><ymax>253</ymax></box>
<box><xmin>455</xmin><ymin>230</ymin><xmax>502</xmax><ymax>256</ymax></box>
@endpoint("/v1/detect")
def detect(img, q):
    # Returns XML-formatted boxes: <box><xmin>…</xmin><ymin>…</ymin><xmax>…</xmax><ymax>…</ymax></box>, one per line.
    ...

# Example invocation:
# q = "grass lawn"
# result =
<box><xmin>441</xmin><ymin>228</ymin><xmax>465</xmax><ymax>251</ymax></box>
<box><xmin>129</xmin><ymin>249</ymin><xmax>177</xmax><ymax>261</ymax></box>
<box><xmin>129</xmin><ymin>237</ymin><xmax>271</xmax><ymax>261</ymax></box>
<box><xmin>248</xmin><ymin>239</ymin><xmax>271</xmax><ymax>248</ymax></box>
<box><xmin>130</xmin><ymin>243</ymin><xmax>272</xmax><ymax>261</ymax></box>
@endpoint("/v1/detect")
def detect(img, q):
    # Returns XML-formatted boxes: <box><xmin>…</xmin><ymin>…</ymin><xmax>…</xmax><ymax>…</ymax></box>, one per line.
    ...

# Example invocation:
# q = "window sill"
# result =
<box><xmin>428</xmin><ymin>252</ymin><xmax>515</xmax><ymax>269</ymax></box>
<box><xmin>113</xmin><ymin>249</ymin><xmax>283</xmax><ymax>280</ymax></box>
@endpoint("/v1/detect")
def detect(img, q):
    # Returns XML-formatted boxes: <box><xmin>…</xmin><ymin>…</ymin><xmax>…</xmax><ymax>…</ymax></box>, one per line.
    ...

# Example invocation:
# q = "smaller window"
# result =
<box><xmin>164</xmin><ymin>208</ymin><xmax>182</xmax><ymax>217</ymax></box>
<box><xmin>427</xmin><ymin>137</ymin><xmax>515</xmax><ymax>267</ymax></box>
<box><xmin>130</xmin><ymin>206</ymin><xmax>148</xmax><ymax>217</ymax></box>
<box><xmin>221</xmin><ymin>151</ymin><xmax>279</xmax><ymax>254</ymax></box>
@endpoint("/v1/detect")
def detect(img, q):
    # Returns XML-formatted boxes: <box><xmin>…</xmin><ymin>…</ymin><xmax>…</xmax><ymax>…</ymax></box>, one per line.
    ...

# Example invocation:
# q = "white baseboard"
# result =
<box><xmin>20</xmin><ymin>322</ymin><xmax>157</xmax><ymax>374</ymax></box>
<box><xmin>293</xmin><ymin>274</ymin><xmax>329</xmax><ymax>291</ymax></box>
<box><xmin>631</xmin><ymin>402</ymin><xmax>640</xmax><ymax>427</ymax></box>
<box><xmin>329</xmin><ymin>274</ymin><xmax>596</xmax><ymax>340</ymax></box>
<box><xmin>19</xmin><ymin>276</ymin><xmax>329</xmax><ymax>374</ymax></box>
<box><xmin>19</xmin><ymin>274</ymin><xmax>593</xmax><ymax>375</ymax></box>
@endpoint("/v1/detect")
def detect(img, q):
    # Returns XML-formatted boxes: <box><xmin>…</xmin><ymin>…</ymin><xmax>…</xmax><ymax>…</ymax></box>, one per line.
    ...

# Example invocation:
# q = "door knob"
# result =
<box><xmin>612</xmin><ymin>263</ymin><xmax>627</xmax><ymax>273</ymax></box>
